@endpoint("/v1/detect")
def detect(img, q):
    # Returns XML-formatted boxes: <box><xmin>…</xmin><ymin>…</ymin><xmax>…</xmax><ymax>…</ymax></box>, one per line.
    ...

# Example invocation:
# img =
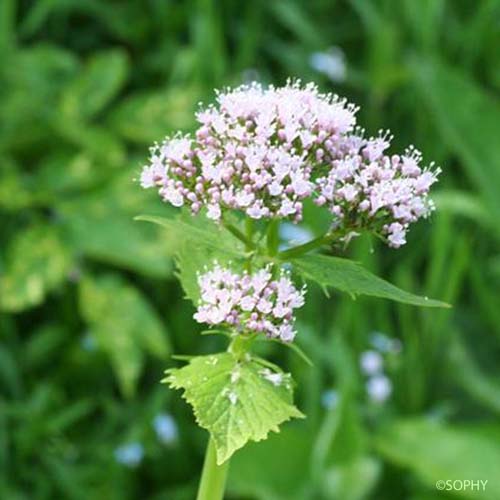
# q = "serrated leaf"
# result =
<box><xmin>164</xmin><ymin>352</ymin><xmax>304</xmax><ymax>464</ymax></box>
<box><xmin>0</xmin><ymin>225</ymin><xmax>73</xmax><ymax>312</ymax></box>
<box><xmin>60</xmin><ymin>49</ymin><xmax>129</xmax><ymax>121</ymax></box>
<box><xmin>175</xmin><ymin>237</ymin><xmax>216</xmax><ymax>303</ymax></box>
<box><xmin>376</xmin><ymin>419</ymin><xmax>500</xmax><ymax>500</ymax></box>
<box><xmin>79</xmin><ymin>274</ymin><xmax>170</xmax><ymax>397</ymax></box>
<box><xmin>136</xmin><ymin>213</ymin><xmax>245</xmax><ymax>302</ymax></box>
<box><xmin>135</xmin><ymin>214</ymin><xmax>244</xmax><ymax>257</ymax></box>
<box><xmin>178</xmin><ymin>217</ymin><xmax>245</xmax><ymax>303</ymax></box>
<box><xmin>292</xmin><ymin>254</ymin><xmax>449</xmax><ymax>308</ymax></box>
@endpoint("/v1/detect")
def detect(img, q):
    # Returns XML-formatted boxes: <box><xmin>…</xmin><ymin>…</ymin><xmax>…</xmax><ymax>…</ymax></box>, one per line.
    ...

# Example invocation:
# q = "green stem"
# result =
<box><xmin>244</xmin><ymin>218</ymin><xmax>255</xmax><ymax>272</ymax></box>
<box><xmin>195</xmin><ymin>330</ymin><xmax>256</xmax><ymax>500</ymax></box>
<box><xmin>266</xmin><ymin>219</ymin><xmax>280</xmax><ymax>257</ymax></box>
<box><xmin>277</xmin><ymin>226</ymin><xmax>360</xmax><ymax>260</ymax></box>
<box><xmin>228</xmin><ymin>333</ymin><xmax>256</xmax><ymax>360</ymax></box>
<box><xmin>196</xmin><ymin>437</ymin><xmax>229</xmax><ymax>500</ymax></box>
<box><xmin>277</xmin><ymin>233</ymin><xmax>331</xmax><ymax>260</ymax></box>
<box><xmin>245</xmin><ymin>218</ymin><xmax>254</xmax><ymax>251</ymax></box>
<box><xmin>223</xmin><ymin>222</ymin><xmax>255</xmax><ymax>249</ymax></box>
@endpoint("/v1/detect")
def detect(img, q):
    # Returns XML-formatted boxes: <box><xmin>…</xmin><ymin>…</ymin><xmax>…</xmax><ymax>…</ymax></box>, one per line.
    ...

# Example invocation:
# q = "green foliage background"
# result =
<box><xmin>0</xmin><ymin>0</ymin><xmax>499</xmax><ymax>499</ymax></box>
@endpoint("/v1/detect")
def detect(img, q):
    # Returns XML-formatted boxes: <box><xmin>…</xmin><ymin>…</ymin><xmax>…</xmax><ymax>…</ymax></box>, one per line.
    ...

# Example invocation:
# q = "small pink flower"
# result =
<box><xmin>206</xmin><ymin>204</ymin><xmax>222</xmax><ymax>220</ymax></box>
<box><xmin>386</xmin><ymin>222</ymin><xmax>407</xmax><ymax>248</ymax></box>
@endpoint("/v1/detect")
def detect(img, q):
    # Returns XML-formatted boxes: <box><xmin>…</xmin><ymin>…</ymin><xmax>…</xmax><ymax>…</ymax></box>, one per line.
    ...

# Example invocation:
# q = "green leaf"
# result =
<box><xmin>54</xmin><ymin>124</ymin><xmax>125</xmax><ymax>169</ymax></box>
<box><xmin>135</xmin><ymin>214</ymin><xmax>244</xmax><ymax>257</ymax></box>
<box><xmin>449</xmin><ymin>336</ymin><xmax>500</xmax><ymax>415</ymax></box>
<box><xmin>79</xmin><ymin>274</ymin><xmax>170</xmax><ymax>398</ymax></box>
<box><xmin>322</xmin><ymin>456</ymin><xmax>381</xmax><ymax>500</ymax></box>
<box><xmin>292</xmin><ymin>254</ymin><xmax>449</xmax><ymax>308</ymax></box>
<box><xmin>164</xmin><ymin>352</ymin><xmax>304</xmax><ymax>464</ymax></box>
<box><xmin>413</xmin><ymin>60</ymin><xmax>500</xmax><ymax>227</ymax></box>
<box><xmin>175</xmin><ymin>236</ymin><xmax>219</xmax><ymax>303</ymax></box>
<box><xmin>228</xmin><ymin>426</ymin><xmax>313</xmax><ymax>500</ymax></box>
<box><xmin>58</xmin><ymin>174</ymin><xmax>172</xmax><ymax>278</ymax></box>
<box><xmin>0</xmin><ymin>45</ymin><xmax>78</xmax><ymax>150</ymax></box>
<box><xmin>180</xmin><ymin>218</ymin><xmax>245</xmax><ymax>303</ymax></box>
<box><xmin>433</xmin><ymin>190</ymin><xmax>492</xmax><ymax>232</ymax></box>
<box><xmin>136</xmin><ymin>213</ymin><xmax>245</xmax><ymax>302</ymax></box>
<box><xmin>0</xmin><ymin>157</ymin><xmax>35</xmax><ymax>210</ymax></box>
<box><xmin>376</xmin><ymin>419</ymin><xmax>500</xmax><ymax>500</ymax></box>
<box><xmin>0</xmin><ymin>343</ymin><xmax>21</xmax><ymax>397</ymax></box>
<box><xmin>35</xmin><ymin>151</ymin><xmax>116</xmax><ymax>195</ymax></box>
<box><xmin>311</xmin><ymin>335</ymin><xmax>365</xmax><ymax>475</ymax></box>
<box><xmin>108</xmin><ymin>87</ymin><xmax>199</xmax><ymax>144</ymax></box>
<box><xmin>0</xmin><ymin>225</ymin><xmax>73</xmax><ymax>312</ymax></box>
<box><xmin>60</xmin><ymin>49</ymin><xmax>129</xmax><ymax>121</ymax></box>
<box><xmin>0</xmin><ymin>0</ymin><xmax>15</xmax><ymax>55</ymax></box>
<box><xmin>23</xmin><ymin>324</ymin><xmax>66</xmax><ymax>369</ymax></box>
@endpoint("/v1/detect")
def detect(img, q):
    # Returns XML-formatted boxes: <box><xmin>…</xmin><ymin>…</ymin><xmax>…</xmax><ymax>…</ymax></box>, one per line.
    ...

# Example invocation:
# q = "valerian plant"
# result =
<box><xmin>136</xmin><ymin>81</ymin><xmax>447</xmax><ymax>500</ymax></box>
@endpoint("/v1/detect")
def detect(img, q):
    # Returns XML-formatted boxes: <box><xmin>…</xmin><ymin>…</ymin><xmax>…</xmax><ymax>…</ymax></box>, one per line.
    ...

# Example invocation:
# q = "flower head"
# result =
<box><xmin>194</xmin><ymin>263</ymin><xmax>305</xmax><ymax>342</ymax></box>
<box><xmin>141</xmin><ymin>82</ymin><xmax>439</xmax><ymax>247</ymax></box>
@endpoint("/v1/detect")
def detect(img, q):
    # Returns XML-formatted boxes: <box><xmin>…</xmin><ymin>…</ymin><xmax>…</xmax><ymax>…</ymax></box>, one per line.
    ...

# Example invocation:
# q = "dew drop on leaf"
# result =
<box><xmin>227</xmin><ymin>391</ymin><xmax>238</xmax><ymax>405</ymax></box>
<box><xmin>231</xmin><ymin>368</ymin><xmax>240</xmax><ymax>383</ymax></box>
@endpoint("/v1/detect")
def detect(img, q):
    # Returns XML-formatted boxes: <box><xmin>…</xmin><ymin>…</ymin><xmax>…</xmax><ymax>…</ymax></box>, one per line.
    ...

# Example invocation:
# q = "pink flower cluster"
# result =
<box><xmin>314</xmin><ymin>138</ymin><xmax>440</xmax><ymax>247</ymax></box>
<box><xmin>193</xmin><ymin>264</ymin><xmax>306</xmax><ymax>342</ymax></box>
<box><xmin>140</xmin><ymin>81</ymin><xmax>439</xmax><ymax>247</ymax></box>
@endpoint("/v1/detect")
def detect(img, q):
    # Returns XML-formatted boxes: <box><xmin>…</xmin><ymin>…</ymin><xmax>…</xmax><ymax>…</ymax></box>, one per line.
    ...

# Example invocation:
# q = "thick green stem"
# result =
<box><xmin>228</xmin><ymin>333</ymin><xmax>256</xmax><ymax>360</ymax></box>
<box><xmin>196</xmin><ymin>437</ymin><xmax>229</xmax><ymax>500</ymax></box>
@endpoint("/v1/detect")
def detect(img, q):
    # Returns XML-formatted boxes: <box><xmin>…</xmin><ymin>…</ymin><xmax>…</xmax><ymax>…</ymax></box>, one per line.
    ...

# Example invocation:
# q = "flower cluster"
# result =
<box><xmin>314</xmin><ymin>139</ymin><xmax>439</xmax><ymax>247</ymax></box>
<box><xmin>140</xmin><ymin>81</ymin><xmax>439</xmax><ymax>247</ymax></box>
<box><xmin>193</xmin><ymin>264</ymin><xmax>305</xmax><ymax>342</ymax></box>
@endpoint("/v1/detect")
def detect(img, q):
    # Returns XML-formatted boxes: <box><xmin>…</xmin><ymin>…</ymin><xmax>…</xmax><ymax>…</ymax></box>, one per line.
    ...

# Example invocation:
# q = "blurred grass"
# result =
<box><xmin>0</xmin><ymin>0</ymin><xmax>499</xmax><ymax>499</ymax></box>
